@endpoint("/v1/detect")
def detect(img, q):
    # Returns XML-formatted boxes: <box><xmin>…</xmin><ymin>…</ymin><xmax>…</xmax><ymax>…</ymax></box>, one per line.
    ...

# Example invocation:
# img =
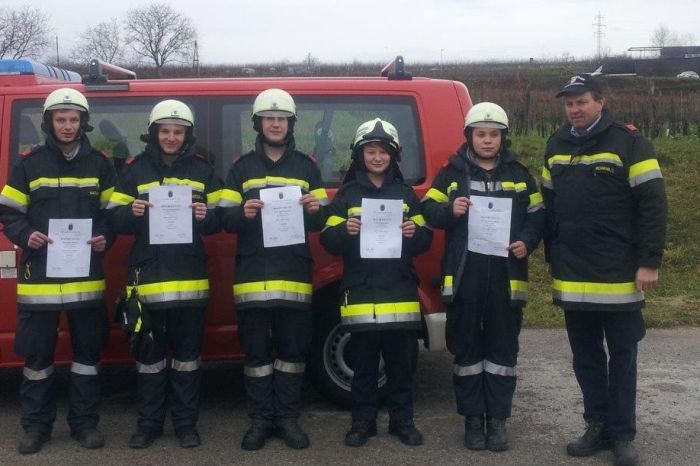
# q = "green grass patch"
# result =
<box><xmin>511</xmin><ymin>135</ymin><xmax>700</xmax><ymax>328</ymax></box>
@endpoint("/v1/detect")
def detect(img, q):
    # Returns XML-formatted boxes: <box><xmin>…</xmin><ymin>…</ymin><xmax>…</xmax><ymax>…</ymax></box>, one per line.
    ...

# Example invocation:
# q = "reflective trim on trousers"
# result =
<box><xmin>17</xmin><ymin>288</ymin><xmax>105</xmax><ymax>305</ymax></box>
<box><xmin>71</xmin><ymin>361</ymin><xmax>100</xmax><ymax>375</ymax></box>
<box><xmin>341</xmin><ymin>311</ymin><xmax>421</xmax><ymax>326</ymax></box>
<box><xmin>136</xmin><ymin>359</ymin><xmax>167</xmax><ymax>374</ymax></box>
<box><xmin>234</xmin><ymin>290</ymin><xmax>312</xmax><ymax>305</ymax></box>
<box><xmin>23</xmin><ymin>365</ymin><xmax>55</xmax><ymax>381</ymax></box>
<box><xmin>484</xmin><ymin>360</ymin><xmax>516</xmax><ymax>377</ymax></box>
<box><xmin>171</xmin><ymin>357</ymin><xmax>201</xmax><ymax>372</ymax></box>
<box><xmin>454</xmin><ymin>361</ymin><xmax>484</xmax><ymax>376</ymax></box>
<box><xmin>273</xmin><ymin>359</ymin><xmax>306</xmax><ymax>374</ymax></box>
<box><xmin>244</xmin><ymin>364</ymin><xmax>274</xmax><ymax>378</ymax></box>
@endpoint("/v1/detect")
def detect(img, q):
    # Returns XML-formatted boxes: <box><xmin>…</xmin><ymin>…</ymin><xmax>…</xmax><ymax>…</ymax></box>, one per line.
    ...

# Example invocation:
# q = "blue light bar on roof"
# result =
<box><xmin>0</xmin><ymin>59</ymin><xmax>81</xmax><ymax>82</ymax></box>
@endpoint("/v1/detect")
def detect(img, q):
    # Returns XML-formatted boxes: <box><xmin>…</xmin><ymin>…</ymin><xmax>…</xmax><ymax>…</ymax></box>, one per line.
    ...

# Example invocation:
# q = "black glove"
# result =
<box><xmin>115</xmin><ymin>288</ymin><xmax>154</xmax><ymax>357</ymax></box>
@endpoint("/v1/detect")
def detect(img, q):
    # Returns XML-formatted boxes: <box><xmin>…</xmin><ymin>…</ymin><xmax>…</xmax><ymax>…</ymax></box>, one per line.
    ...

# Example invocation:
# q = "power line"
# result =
<box><xmin>593</xmin><ymin>12</ymin><xmax>606</xmax><ymax>59</ymax></box>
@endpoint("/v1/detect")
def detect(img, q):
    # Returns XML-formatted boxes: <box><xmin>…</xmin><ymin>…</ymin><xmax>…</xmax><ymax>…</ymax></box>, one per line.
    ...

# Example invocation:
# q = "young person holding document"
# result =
<box><xmin>0</xmin><ymin>88</ymin><xmax>115</xmax><ymax>453</ymax></box>
<box><xmin>219</xmin><ymin>89</ymin><xmax>328</xmax><ymax>451</ymax></box>
<box><xmin>422</xmin><ymin>103</ymin><xmax>544</xmax><ymax>452</ymax></box>
<box><xmin>108</xmin><ymin>100</ymin><xmax>221</xmax><ymax>449</ymax></box>
<box><xmin>321</xmin><ymin>118</ymin><xmax>432</xmax><ymax>448</ymax></box>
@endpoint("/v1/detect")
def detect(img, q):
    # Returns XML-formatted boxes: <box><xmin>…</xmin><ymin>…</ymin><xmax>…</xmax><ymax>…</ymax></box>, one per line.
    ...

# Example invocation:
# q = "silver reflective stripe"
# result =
<box><xmin>442</xmin><ymin>287</ymin><xmax>454</xmax><ymax>299</ymax></box>
<box><xmin>23</xmin><ymin>365</ymin><xmax>55</xmax><ymax>381</ymax></box>
<box><xmin>234</xmin><ymin>290</ymin><xmax>312</xmax><ymax>305</ymax></box>
<box><xmin>139</xmin><ymin>289</ymin><xmax>209</xmax><ymax>304</ymax></box>
<box><xmin>342</xmin><ymin>312</ymin><xmax>421</xmax><ymax>326</ymax></box>
<box><xmin>274</xmin><ymin>360</ymin><xmax>306</xmax><ymax>374</ymax></box>
<box><xmin>485</xmin><ymin>360</ymin><xmax>516</xmax><ymax>377</ymax></box>
<box><xmin>136</xmin><ymin>359</ymin><xmax>167</xmax><ymax>374</ymax></box>
<box><xmin>553</xmin><ymin>290</ymin><xmax>644</xmax><ymax>305</ymax></box>
<box><xmin>469</xmin><ymin>180</ymin><xmax>502</xmax><ymax>193</ymax></box>
<box><xmin>171</xmin><ymin>357</ymin><xmax>201</xmax><ymax>372</ymax></box>
<box><xmin>17</xmin><ymin>290</ymin><xmax>104</xmax><ymax>305</ymax></box>
<box><xmin>541</xmin><ymin>179</ymin><xmax>553</xmax><ymax>189</ymax></box>
<box><xmin>629</xmin><ymin>170</ymin><xmax>663</xmax><ymax>187</ymax></box>
<box><xmin>454</xmin><ymin>361</ymin><xmax>484</xmax><ymax>376</ymax></box>
<box><xmin>0</xmin><ymin>195</ymin><xmax>28</xmax><ymax>213</ymax></box>
<box><xmin>244</xmin><ymin>364</ymin><xmax>274</xmax><ymax>378</ymax></box>
<box><xmin>527</xmin><ymin>203</ymin><xmax>544</xmax><ymax>213</ymax></box>
<box><xmin>71</xmin><ymin>361</ymin><xmax>100</xmax><ymax>375</ymax></box>
<box><xmin>510</xmin><ymin>290</ymin><xmax>528</xmax><ymax>302</ymax></box>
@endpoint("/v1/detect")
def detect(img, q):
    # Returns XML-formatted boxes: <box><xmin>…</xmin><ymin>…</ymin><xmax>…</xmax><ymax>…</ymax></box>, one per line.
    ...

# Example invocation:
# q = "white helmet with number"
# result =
<box><xmin>351</xmin><ymin>118</ymin><xmax>401</xmax><ymax>158</ymax></box>
<box><xmin>464</xmin><ymin>102</ymin><xmax>509</xmax><ymax>130</ymax></box>
<box><xmin>43</xmin><ymin>88</ymin><xmax>89</xmax><ymax>114</ymax></box>
<box><xmin>252</xmin><ymin>88</ymin><xmax>296</xmax><ymax>118</ymax></box>
<box><xmin>148</xmin><ymin>100</ymin><xmax>194</xmax><ymax>127</ymax></box>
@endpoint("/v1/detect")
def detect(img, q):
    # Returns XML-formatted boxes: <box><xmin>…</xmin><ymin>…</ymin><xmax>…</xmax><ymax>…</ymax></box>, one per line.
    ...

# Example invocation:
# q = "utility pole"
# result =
<box><xmin>593</xmin><ymin>12</ymin><xmax>606</xmax><ymax>59</ymax></box>
<box><xmin>192</xmin><ymin>40</ymin><xmax>200</xmax><ymax>76</ymax></box>
<box><xmin>55</xmin><ymin>36</ymin><xmax>59</xmax><ymax>67</ymax></box>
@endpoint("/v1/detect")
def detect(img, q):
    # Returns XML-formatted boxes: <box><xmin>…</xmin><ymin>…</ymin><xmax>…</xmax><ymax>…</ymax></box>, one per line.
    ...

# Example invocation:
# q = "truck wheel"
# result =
<box><xmin>308</xmin><ymin>308</ymin><xmax>419</xmax><ymax>408</ymax></box>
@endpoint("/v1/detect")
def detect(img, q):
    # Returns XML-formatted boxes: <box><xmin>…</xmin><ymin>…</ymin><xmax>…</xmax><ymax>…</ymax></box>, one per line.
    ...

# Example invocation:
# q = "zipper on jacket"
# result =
<box><xmin>343</xmin><ymin>289</ymin><xmax>349</xmax><ymax>307</ymax></box>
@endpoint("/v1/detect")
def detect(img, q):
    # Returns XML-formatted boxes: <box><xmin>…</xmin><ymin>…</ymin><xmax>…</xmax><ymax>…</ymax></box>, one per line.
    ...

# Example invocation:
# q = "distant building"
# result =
<box><xmin>600</xmin><ymin>46</ymin><xmax>700</xmax><ymax>76</ymax></box>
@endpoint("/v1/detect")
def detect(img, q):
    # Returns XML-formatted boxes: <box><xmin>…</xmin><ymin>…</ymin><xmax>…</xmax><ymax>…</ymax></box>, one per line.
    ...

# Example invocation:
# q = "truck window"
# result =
<box><xmin>221</xmin><ymin>95</ymin><xmax>424</xmax><ymax>187</ymax></box>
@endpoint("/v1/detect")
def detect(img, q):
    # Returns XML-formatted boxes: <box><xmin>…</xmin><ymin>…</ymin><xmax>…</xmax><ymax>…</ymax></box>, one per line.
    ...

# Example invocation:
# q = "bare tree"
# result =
<box><xmin>651</xmin><ymin>24</ymin><xmax>696</xmax><ymax>48</ymax></box>
<box><xmin>72</xmin><ymin>19</ymin><xmax>124</xmax><ymax>64</ymax></box>
<box><xmin>0</xmin><ymin>6</ymin><xmax>51</xmax><ymax>59</ymax></box>
<box><xmin>124</xmin><ymin>3</ymin><xmax>197</xmax><ymax>77</ymax></box>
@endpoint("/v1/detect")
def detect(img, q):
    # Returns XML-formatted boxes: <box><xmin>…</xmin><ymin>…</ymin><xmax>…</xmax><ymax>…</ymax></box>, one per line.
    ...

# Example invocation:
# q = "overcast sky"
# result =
<box><xmin>4</xmin><ymin>0</ymin><xmax>699</xmax><ymax>64</ymax></box>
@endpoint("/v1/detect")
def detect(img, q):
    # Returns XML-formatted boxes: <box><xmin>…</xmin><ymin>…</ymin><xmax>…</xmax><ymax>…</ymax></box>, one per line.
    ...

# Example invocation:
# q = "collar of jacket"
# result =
<box><xmin>556</xmin><ymin>107</ymin><xmax>615</xmax><ymax>144</ymax></box>
<box><xmin>254</xmin><ymin>134</ymin><xmax>297</xmax><ymax>167</ymax></box>
<box><xmin>448</xmin><ymin>143</ymin><xmax>517</xmax><ymax>172</ymax></box>
<box><xmin>44</xmin><ymin>132</ymin><xmax>92</xmax><ymax>163</ymax></box>
<box><xmin>143</xmin><ymin>142</ymin><xmax>196</xmax><ymax>168</ymax></box>
<box><xmin>352</xmin><ymin>165</ymin><xmax>403</xmax><ymax>191</ymax></box>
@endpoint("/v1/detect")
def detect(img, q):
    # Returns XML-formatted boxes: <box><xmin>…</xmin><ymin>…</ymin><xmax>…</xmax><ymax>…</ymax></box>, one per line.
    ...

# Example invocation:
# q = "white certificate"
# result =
<box><xmin>259</xmin><ymin>186</ymin><xmax>305</xmax><ymax>248</ymax></box>
<box><xmin>46</xmin><ymin>218</ymin><xmax>92</xmax><ymax>277</ymax></box>
<box><xmin>148</xmin><ymin>185</ymin><xmax>193</xmax><ymax>245</ymax></box>
<box><xmin>468</xmin><ymin>196</ymin><xmax>512</xmax><ymax>257</ymax></box>
<box><xmin>360</xmin><ymin>198</ymin><xmax>403</xmax><ymax>259</ymax></box>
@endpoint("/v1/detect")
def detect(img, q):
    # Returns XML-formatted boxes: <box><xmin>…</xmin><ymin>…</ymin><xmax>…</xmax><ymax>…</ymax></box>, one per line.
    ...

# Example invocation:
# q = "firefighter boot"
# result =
<box><xmin>276</xmin><ymin>417</ymin><xmax>310</xmax><ymax>449</ymax></box>
<box><xmin>486</xmin><ymin>417</ymin><xmax>508</xmax><ymax>451</ymax></box>
<box><xmin>71</xmin><ymin>427</ymin><xmax>105</xmax><ymax>449</ymax></box>
<box><xmin>241</xmin><ymin>419</ymin><xmax>273</xmax><ymax>450</ymax></box>
<box><xmin>18</xmin><ymin>432</ymin><xmax>50</xmax><ymax>455</ymax></box>
<box><xmin>389</xmin><ymin>419</ymin><xmax>424</xmax><ymax>446</ymax></box>
<box><xmin>128</xmin><ymin>428</ymin><xmax>162</xmax><ymax>449</ymax></box>
<box><xmin>613</xmin><ymin>440</ymin><xmax>639</xmax><ymax>466</ymax></box>
<box><xmin>176</xmin><ymin>427</ymin><xmax>201</xmax><ymax>448</ymax></box>
<box><xmin>464</xmin><ymin>415</ymin><xmax>486</xmax><ymax>450</ymax></box>
<box><xmin>344</xmin><ymin>420</ymin><xmax>378</xmax><ymax>447</ymax></box>
<box><xmin>566</xmin><ymin>420</ymin><xmax>612</xmax><ymax>457</ymax></box>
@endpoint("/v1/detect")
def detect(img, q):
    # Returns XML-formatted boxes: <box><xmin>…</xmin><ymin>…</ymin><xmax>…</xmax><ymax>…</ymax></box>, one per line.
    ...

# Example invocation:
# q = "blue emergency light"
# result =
<box><xmin>0</xmin><ymin>59</ymin><xmax>81</xmax><ymax>82</ymax></box>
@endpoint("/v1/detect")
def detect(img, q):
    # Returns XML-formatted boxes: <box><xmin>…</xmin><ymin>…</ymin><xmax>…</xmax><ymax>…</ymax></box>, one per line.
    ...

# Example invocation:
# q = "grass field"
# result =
<box><xmin>510</xmin><ymin>135</ymin><xmax>700</xmax><ymax>327</ymax></box>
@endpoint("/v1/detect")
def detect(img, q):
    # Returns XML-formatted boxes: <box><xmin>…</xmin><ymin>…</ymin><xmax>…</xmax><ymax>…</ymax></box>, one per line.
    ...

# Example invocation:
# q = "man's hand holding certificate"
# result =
<box><xmin>259</xmin><ymin>186</ymin><xmax>306</xmax><ymax>248</ymax></box>
<box><xmin>467</xmin><ymin>196</ymin><xmax>512</xmax><ymax>257</ymax></box>
<box><xmin>149</xmin><ymin>185</ymin><xmax>193</xmax><ymax>245</ymax></box>
<box><xmin>360</xmin><ymin>198</ymin><xmax>403</xmax><ymax>259</ymax></box>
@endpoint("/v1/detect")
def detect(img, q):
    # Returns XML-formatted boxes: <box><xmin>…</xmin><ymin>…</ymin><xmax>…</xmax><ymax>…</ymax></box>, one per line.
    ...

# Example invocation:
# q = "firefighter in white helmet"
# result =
<box><xmin>422</xmin><ymin>102</ymin><xmax>544</xmax><ymax>452</ymax></box>
<box><xmin>219</xmin><ymin>88</ymin><xmax>328</xmax><ymax>450</ymax></box>
<box><xmin>108</xmin><ymin>99</ymin><xmax>222</xmax><ymax>449</ymax></box>
<box><xmin>321</xmin><ymin>118</ymin><xmax>432</xmax><ymax>447</ymax></box>
<box><xmin>0</xmin><ymin>88</ymin><xmax>116</xmax><ymax>454</ymax></box>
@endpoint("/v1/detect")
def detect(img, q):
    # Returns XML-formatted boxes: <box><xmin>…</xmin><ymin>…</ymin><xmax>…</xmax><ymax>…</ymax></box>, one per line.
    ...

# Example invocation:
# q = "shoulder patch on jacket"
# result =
<box><xmin>125</xmin><ymin>156</ymin><xmax>137</xmax><ymax>165</ymax></box>
<box><xmin>195</xmin><ymin>153</ymin><xmax>209</xmax><ymax>162</ymax></box>
<box><xmin>21</xmin><ymin>148</ymin><xmax>32</xmax><ymax>157</ymax></box>
<box><xmin>98</xmin><ymin>150</ymin><xmax>109</xmax><ymax>158</ymax></box>
<box><xmin>624</xmin><ymin>123</ymin><xmax>638</xmax><ymax>133</ymax></box>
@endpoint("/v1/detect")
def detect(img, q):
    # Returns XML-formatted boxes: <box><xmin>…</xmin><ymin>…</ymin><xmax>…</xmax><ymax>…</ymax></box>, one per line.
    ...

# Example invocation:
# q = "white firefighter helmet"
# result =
<box><xmin>351</xmin><ymin>118</ymin><xmax>401</xmax><ymax>156</ymax></box>
<box><xmin>251</xmin><ymin>88</ymin><xmax>296</xmax><ymax>118</ymax></box>
<box><xmin>43</xmin><ymin>88</ymin><xmax>89</xmax><ymax>114</ymax></box>
<box><xmin>148</xmin><ymin>100</ymin><xmax>194</xmax><ymax>127</ymax></box>
<box><xmin>464</xmin><ymin>102</ymin><xmax>509</xmax><ymax>130</ymax></box>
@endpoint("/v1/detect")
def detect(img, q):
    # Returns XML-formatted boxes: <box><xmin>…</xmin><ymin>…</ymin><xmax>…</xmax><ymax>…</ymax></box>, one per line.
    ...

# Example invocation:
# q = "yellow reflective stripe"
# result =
<box><xmin>242</xmin><ymin>176</ymin><xmax>309</xmax><ymax>192</ymax></box>
<box><xmin>137</xmin><ymin>181</ymin><xmax>161</xmax><ymax>194</ymax></box>
<box><xmin>99</xmin><ymin>187</ymin><xmax>114</xmax><ymax>207</ymax></box>
<box><xmin>206</xmin><ymin>189</ymin><xmax>223</xmax><ymax>207</ymax></box>
<box><xmin>502</xmin><ymin>181</ymin><xmax>527</xmax><ymax>192</ymax></box>
<box><xmin>310</xmin><ymin>187</ymin><xmax>329</xmax><ymax>205</ymax></box>
<box><xmin>423</xmin><ymin>187</ymin><xmax>449</xmax><ymax>203</ymax></box>
<box><xmin>0</xmin><ymin>184</ymin><xmax>30</xmax><ymax>207</ymax></box>
<box><xmin>403</xmin><ymin>203</ymin><xmax>409</xmax><ymax>213</ymax></box>
<box><xmin>510</xmin><ymin>280</ymin><xmax>528</xmax><ymax>292</ymax></box>
<box><xmin>541</xmin><ymin>166</ymin><xmax>551</xmax><ymax>181</ymax></box>
<box><xmin>162</xmin><ymin>177</ymin><xmax>205</xmax><ymax>191</ymax></box>
<box><xmin>348</xmin><ymin>207</ymin><xmax>362</xmax><ymax>217</ymax></box>
<box><xmin>134</xmin><ymin>279</ymin><xmax>209</xmax><ymax>296</ymax></box>
<box><xmin>18</xmin><ymin>280</ymin><xmax>106</xmax><ymax>295</ymax></box>
<box><xmin>410</xmin><ymin>214</ymin><xmax>426</xmax><ymax>227</ymax></box>
<box><xmin>28</xmin><ymin>177</ymin><xmax>99</xmax><ymax>190</ymax></box>
<box><xmin>219</xmin><ymin>188</ymin><xmax>243</xmax><ymax>206</ymax></box>
<box><xmin>106</xmin><ymin>191</ymin><xmax>135</xmax><ymax>208</ymax></box>
<box><xmin>548</xmin><ymin>152</ymin><xmax>623</xmax><ymax>167</ymax></box>
<box><xmin>444</xmin><ymin>275</ymin><xmax>453</xmax><ymax>287</ymax></box>
<box><xmin>325</xmin><ymin>215</ymin><xmax>346</xmax><ymax>227</ymax></box>
<box><xmin>446</xmin><ymin>182</ymin><xmax>458</xmax><ymax>196</ymax></box>
<box><xmin>233</xmin><ymin>280</ymin><xmax>312</xmax><ymax>296</ymax></box>
<box><xmin>553</xmin><ymin>280</ymin><xmax>637</xmax><ymax>294</ymax></box>
<box><xmin>628</xmin><ymin>159</ymin><xmax>662</xmax><ymax>187</ymax></box>
<box><xmin>529</xmin><ymin>192</ymin><xmax>543</xmax><ymax>206</ymax></box>
<box><xmin>341</xmin><ymin>301</ymin><xmax>420</xmax><ymax>316</ymax></box>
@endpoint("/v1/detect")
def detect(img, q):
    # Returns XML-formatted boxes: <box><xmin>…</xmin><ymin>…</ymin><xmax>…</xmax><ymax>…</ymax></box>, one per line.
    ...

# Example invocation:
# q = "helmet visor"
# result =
<box><xmin>153</xmin><ymin>118</ymin><xmax>192</xmax><ymax>127</ymax></box>
<box><xmin>47</xmin><ymin>103</ymin><xmax>86</xmax><ymax>112</ymax></box>
<box><xmin>468</xmin><ymin>121</ymin><xmax>507</xmax><ymax>130</ymax></box>
<box><xmin>256</xmin><ymin>110</ymin><xmax>294</xmax><ymax>118</ymax></box>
